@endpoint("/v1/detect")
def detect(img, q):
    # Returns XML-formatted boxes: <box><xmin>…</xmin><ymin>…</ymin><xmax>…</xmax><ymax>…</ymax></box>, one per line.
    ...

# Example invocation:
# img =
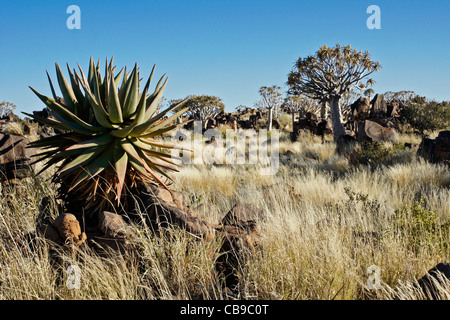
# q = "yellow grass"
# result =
<box><xmin>0</xmin><ymin>131</ymin><xmax>448</xmax><ymax>299</ymax></box>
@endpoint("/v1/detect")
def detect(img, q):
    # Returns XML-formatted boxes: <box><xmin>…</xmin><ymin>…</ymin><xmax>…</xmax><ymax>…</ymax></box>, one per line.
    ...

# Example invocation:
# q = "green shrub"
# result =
<box><xmin>391</xmin><ymin>199</ymin><xmax>449</xmax><ymax>252</ymax></box>
<box><xmin>401</xmin><ymin>100</ymin><xmax>450</xmax><ymax>134</ymax></box>
<box><xmin>348</xmin><ymin>142</ymin><xmax>413</xmax><ymax>169</ymax></box>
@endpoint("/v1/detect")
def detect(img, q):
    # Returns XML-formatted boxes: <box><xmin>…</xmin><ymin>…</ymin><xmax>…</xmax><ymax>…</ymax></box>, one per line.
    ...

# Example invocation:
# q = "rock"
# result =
<box><xmin>418</xmin><ymin>137</ymin><xmax>436</xmax><ymax>162</ymax></box>
<box><xmin>88</xmin><ymin>235</ymin><xmax>134</xmax><ymax>256</ymax></box>
<box><xmin>418</xmin><ymin>131</ymin><xmax>450</xmax><ymax>164</ymax></box>
<box><xmin>416</xmin><ymin>263</ymin><xmax>450</xmax><ymax>300</ymax></box>
<box><xmin>0</xmin><ymin>133</ymin><xmax>36</xmax><ymax>181</ymax></box>
<box><xmin>221</xmin><ymin>203</ymin><xmax>265</xmax><ymax>225</ymax></box>
<box><xmin>271</xmin><ymin>118</ymin><xmax>281</xmax><ymax>130</ymax></box>
<box><xmin>404</xmin><ymin>143</ymin><xmax>419</xmax><ymax>150</ymax></box>
<box><xmin>37</xmin><ymin>224</ymin><xmax>63</xmax><ymax>243</ymax></box>
<box><xmin>23</xmin><ymin>124</ymin><xmax>38</xmax><ymax>135</ymax></box>
<box><xmin>52</xmin><ymin>213</ymin><xmax>87</xmax><ymax>247</ymax></box>
<box><xmin>139</xmin><ymin>184</ymin><xmax>215</xmax><ymax>240</ymax></box>
<box><xmin>215</xmin><ymin>222</ymin><xmax>261</xmax><ymax>290</ymax></box>
<box><xmin>351</xmin><ymin>97</ymin><xmax>371</xmax><ymax>121</ymax></box>
<box><xmin>370</xmin><ymin>94</ymin><xmax>387</xmax><ymax>117</ymax></box>
<box><xmin>305</xmin><ymin>112</ymin><xmax>317</xmax><ymax>122</ymax></box>
<box><xmin>387</xmin><ymin>101</ymin><xmax>399</xmax><ymax>118</ymax></box>
<box><xmin>434</xmin><ymin>130</ymin><xmax>450</xmax><ymax>163</ymax></box>
<box><xmin>98</xmin><ymin>211</ymin><xmax>134</xmax><ymax>238</ymax></box>
<box><xmin>357</xmin><ymin>120</ymin><xmax>398</xmax><ymax>143</ymax></box>
<box><xmin>215</xmin><ymin>203</ymin><xmax>263</xmax><ymax>290</ymax></box>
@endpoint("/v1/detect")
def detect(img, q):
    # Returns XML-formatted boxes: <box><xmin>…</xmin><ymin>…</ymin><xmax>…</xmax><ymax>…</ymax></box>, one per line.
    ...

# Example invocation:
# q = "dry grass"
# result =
<box><xmin>0</xmin><ymin>131</ymin><xmax>448</xmax><ymax>300</ymax></box>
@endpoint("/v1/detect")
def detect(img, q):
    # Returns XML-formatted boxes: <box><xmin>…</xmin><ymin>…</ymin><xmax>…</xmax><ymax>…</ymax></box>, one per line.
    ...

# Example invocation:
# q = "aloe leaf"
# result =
<box><xmin>144</xmin><ymin>76</ymin><xmax>168</xmax><ymax>121</ymax></box>
<box><xmin>57</xmin><ymin>144</ymin><xmax>108</xmax><ymax>177</ymax></box>
<box><xmin>107</xmin><ymin>68</ymin><xmax>123</xmax><ymax>123</ymax></box>
<box><xmin>65</xmin><ymin>134</ymin><xmax>114</xmax><ymax>151</ymax></box>
<box><xmin>113</xmin><ymin>144</ymin><xmax>128</xmax><ymax>203</ymax></box>
<box><xmin>122</xmin><ymin>64</ymin><xmax>139</xmax><ymax>119</ymax></box>
<box><xmin>55</xmin><ymin>62</ymin><xmax>77</xmax><ymax>112</ymax></box>
<box><xmin>46</xmin><ymin>71</ymin><xmax>58</xmax><ymax>100</ymax></box>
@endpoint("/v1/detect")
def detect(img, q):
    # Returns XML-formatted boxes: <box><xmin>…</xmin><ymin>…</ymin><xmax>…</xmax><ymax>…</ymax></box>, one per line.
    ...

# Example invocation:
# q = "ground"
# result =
<box><xmin>0</xmin><ymin>131</ymin><xmax>448</xmax><ymax>299</ymax></box>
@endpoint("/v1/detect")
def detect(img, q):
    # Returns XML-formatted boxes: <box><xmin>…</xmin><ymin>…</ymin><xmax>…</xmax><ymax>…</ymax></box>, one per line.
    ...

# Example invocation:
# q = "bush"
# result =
<box><xmin>391</xmin><ymin>199</ymin><xmax>449</xmax><ymax>252</ymax></box>
<box><xmin>348</xmin><ymin>142</ymin><xmax>413</xmax><ymax>169</ymax></box>
<box><xmin>401</xmin><ymin>99</ymin><xmax>450</xmax><ymax>134</ymax></box>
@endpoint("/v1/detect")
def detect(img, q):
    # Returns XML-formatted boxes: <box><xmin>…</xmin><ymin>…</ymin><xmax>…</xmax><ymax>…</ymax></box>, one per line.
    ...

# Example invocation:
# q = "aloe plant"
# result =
<box><xmin>26</xmin><ymin>57</ymin><xmax>188</xmax><ymax>216</ymax></box>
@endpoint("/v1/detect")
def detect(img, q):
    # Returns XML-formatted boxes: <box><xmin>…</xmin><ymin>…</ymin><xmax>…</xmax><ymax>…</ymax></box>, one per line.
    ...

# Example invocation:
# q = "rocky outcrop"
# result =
<box><xmin>418</xmin><ymin>131</ymin><xmax>450</xmax><ymax>164</ymax></box>
<box><xmin>416</xmin><ymin>263</ymin><xmax>450</xmax><ymax>300</ymax></box>
<box><xmin>370</xmin><ymin>94</ymin><xmax>387</xmax><ymax>118</ymax></box>
<box><xmin>357</xmin><ymin>120</ymin><xmax>398</xmax><ymax>143</ymax></box>
<box><xmin>0</xmin><ymin>133</ymin><xmax>37</xmax><ymax>181</ymax></box>
<box><xmin>215</xmin><ymin>203</ymin><xmax>263</xmax><ymax>290</ymax></box>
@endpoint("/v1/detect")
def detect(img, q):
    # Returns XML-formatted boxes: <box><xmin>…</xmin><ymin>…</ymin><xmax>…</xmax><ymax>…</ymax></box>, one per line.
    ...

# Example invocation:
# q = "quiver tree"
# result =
<box><xmin>255</xmin><ymin>85</ymin><xmax>282</xmax><ymax>131</ymax></box>
<box><xmin>171</xmin><ymin>95</ymin><xmax>225</xmax><ymax>130</ymax></box>
<box><xmin>287</xmin><ymin>44</ymin><xmax>381</xmax><ymax>142</ymax></box>
<box><xmin>282</xmin><ymin>95</ymin><xmax>320</xmax><ymax>133</ymax></box>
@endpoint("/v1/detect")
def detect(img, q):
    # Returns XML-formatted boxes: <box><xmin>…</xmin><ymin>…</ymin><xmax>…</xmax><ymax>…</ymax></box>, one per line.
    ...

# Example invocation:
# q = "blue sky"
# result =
<box><xmin>1</xmin><ymin>0</ymin><xmax>450</xmax><ymax>114</ymax></box>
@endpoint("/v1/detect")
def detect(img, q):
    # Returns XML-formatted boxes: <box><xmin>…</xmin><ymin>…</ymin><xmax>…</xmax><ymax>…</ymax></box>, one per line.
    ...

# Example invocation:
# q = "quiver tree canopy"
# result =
<box><xmin>287</xmin><ymin>44</ymin><xmax>381</xmax><ymax>141</ymax></box>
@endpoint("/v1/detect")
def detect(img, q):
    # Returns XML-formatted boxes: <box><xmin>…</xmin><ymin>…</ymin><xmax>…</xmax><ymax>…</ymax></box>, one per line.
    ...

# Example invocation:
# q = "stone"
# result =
<box><xmin>52</xmin><ymin>213</ymin><xmax>87</xmax><ymax>247</ymax></box>
<box><xmin>370</xmin><ymin>94</ymin><xmax>387</xmax><ymax>117</ymax></box>
<box><xmin>215</xmin><ymin>221</ymin><xmax>261</xmax><ymax>290</ymax></box>
<box><xmin>351</xmin><ymin>97</ymin><xmax>371</xmax><ymax>121</ymax></box>
<box><xmin>23</xmin><ymin>124</ymin><xmax>38</xmax><ymax>135</ymax></box>
<box><xmin>434</xmin><ymin>130</ymin><xmax>450</xmax><ymax>163</ymax></box>
<box><xmin>98</xmin><ymin>211</ymin><xmax>134</xmax><ymax>238</ymax></box>
<box><xmin>139</xmin><ymin>184</ymin><xmax>215</xmax><ymax>240</ymax></box>
<box><xmin>37</xmin><ymin>224</ymin><xmax>63</xmax><ymax>243</ymax></box>
<box><xmin>418</xmin><ymin>137</ymin><xmax>436</xmax><ymax>162</ymax></box>
<box><xmin>221</xmin><ymin>203</ymin><xmax>265</xmax><ymax>225</ymax></box>
<box><xmin>357</xmin><ymin>120</ymin><xmax>398</xmax><ymax>143</ymax></box>
<box><xmin>387</xmin><ymin>101</ymin><xmax>399</xmax><ymax>118</ymax></box>
<box><xmin>0</xmin><ymin>133</ymin><xmax>36</xmax><ymax>181</ymax></box>
<box><xmin>416</xmin><ymin>263</ymin><xmax>450</xmax><ymax>300</ymax></box>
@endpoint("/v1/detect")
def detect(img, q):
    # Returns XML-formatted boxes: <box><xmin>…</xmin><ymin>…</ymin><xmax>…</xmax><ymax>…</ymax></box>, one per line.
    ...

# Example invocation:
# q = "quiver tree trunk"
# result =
<box><xmin>267</xmin><ymin>107</ymin><xmax>273</xmax><ymax>131</ymax></box>
<box><xmin>292</xmin><ymin>111</ymin><xmax>296</xmax><ymax>134</ymax></box>
<box><xmin>329</xmin><ymin>96</ymin><xmax>345</xmax><ymax>142</ymax></box>
<box><xmin>321</xmin><ymin>101</ymin><xmax>328</xmax><ymax>120</ymax></box>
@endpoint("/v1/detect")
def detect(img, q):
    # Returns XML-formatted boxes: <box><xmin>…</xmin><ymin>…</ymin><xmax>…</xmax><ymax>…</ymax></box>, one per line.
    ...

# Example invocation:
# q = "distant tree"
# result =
<box><xmin>0</xmin><ymin>101</ymin><xmax>16</xmax><ymax>118</ymax></box>
<box><xmin>155</xmin><ymin>96</ymin><xmax>167</xmax><ymax>115</ymax></box>
<box><xmin>235</xmin><ymin>105</ymin><xmax>248</xmax><ymax>113</ymax></box>
<box><xmin>364</xmin><ymin>88</ymin><xmax>375</xmax><ymax>100</ymax></box>
<box><xmin>383</xmin><ymin>90</ymin><xmax>418</xmax><ymax>104</ymax></box>
<box><xmin>255</xmin><ymin>85</ymin><xmax>282</xmax><ymax>131</ymax></box>
<box><xmin>401</xmin><ymin>99</ymin><xmax>450</xmax><ymax>134</ymax></box>
<box><xmin>282</xmin><ymin>95</ymin><xmax>320</xmax><ymax>133</ymax></box>
<box><xmin>170</xmin><ymin>95</ymin><xmax>225</xmax><ymax>130</ymax></box>
<box><xmin>287</xmin><ymin>44</ymin><xmax>381</xmax><ymax>142</ymax></box>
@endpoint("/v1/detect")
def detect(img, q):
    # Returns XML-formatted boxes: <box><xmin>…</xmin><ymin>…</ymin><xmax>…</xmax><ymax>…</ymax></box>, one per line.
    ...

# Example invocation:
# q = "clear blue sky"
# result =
<box><xmin>1</xmin><ymin>0</ymin><xmax>450</xmax><ymax>114</ymax></box>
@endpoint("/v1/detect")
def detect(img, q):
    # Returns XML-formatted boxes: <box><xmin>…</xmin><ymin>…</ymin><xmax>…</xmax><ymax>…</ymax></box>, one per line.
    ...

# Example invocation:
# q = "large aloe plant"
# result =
<box><xmin>26</xmin><ymin>57</ymin><xmax>188</xmax><ymax>217</ymax></box>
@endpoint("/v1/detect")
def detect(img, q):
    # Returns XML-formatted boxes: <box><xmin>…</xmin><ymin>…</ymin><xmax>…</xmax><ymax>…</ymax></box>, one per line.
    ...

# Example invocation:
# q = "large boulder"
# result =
<box><xmin>52</xmin><ymin>213</ymin><xmax>87</xmax><ymax>247</ymax></box>
<box><xmin>434</xmin><ymin>131</ymin><xmax>450</xmax><ymax>163</ymax></box>
<box><xmin>357</xmin><ymin>120</ymin><xmax>398</xmax><ymax>143</ymax></box>
<box><xmin>416</xmin><ymin>263</ymin><xmax>450</xmax><ymax>300</ymax></box>
<box><xmin>370</xmin><ymin>94</ymin><xmax>387</xmax><ymax>118</ymax></box>
<box><xmin>0</xmin><ymin>133</ymin><xmax>36</xmax><ymax>180</ymax></box>
<box><xmin>139</xmin><ymin>184</ymin><xmax>215</xmax><ymax>240</ymax></box>
<box><xmin>351</xmin><ymin>97</ymin><xmax>371</xmax><ymax>121</ymax></box>
<box><xmin>418</xmin><ymin>131</ymin><xmax>450</xmax><ymax>164</ymax></box>
<box><xmin>215</xmin><ymin>203</ymin><xmax>262</xmax><ymax>290</ymax></box>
